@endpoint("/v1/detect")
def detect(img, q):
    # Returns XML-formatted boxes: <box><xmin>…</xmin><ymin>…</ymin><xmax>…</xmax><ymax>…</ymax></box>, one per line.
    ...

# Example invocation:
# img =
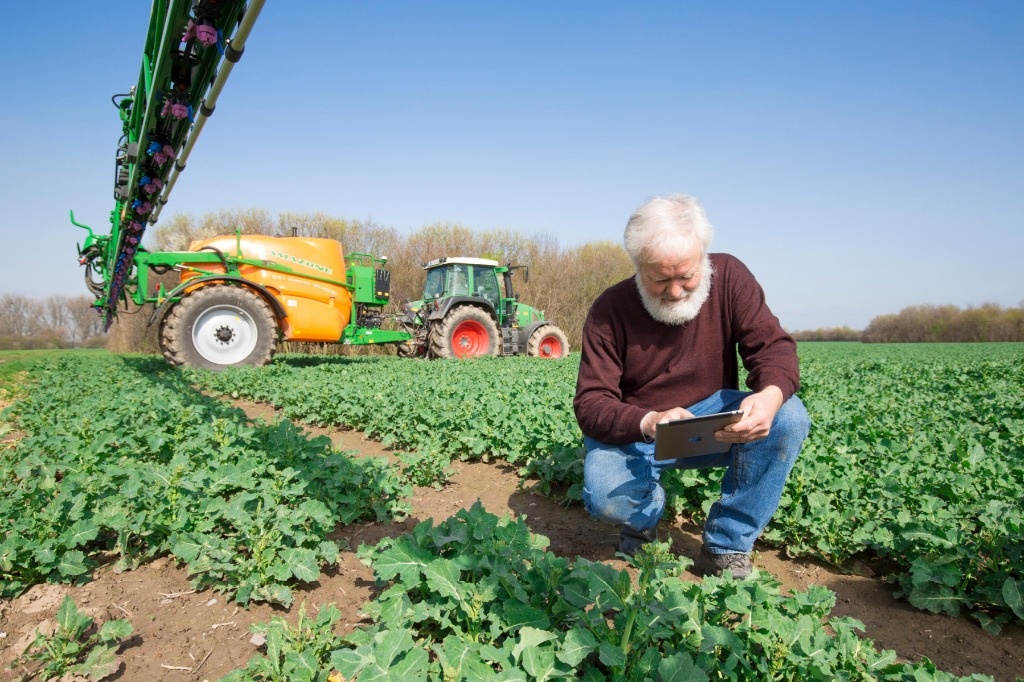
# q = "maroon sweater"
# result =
<box><xmin>573</xmin><ymin>253</ymin><xmax>800</xmax><ymax>444</ymax></box>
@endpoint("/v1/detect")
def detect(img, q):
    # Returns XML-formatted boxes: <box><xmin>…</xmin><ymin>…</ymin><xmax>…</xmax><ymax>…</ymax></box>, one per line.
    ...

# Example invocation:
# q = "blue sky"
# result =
<box><xmin>1</xmin><ymin>1</ymin><xmax>1021</xmax><ymax>331</ymax></box>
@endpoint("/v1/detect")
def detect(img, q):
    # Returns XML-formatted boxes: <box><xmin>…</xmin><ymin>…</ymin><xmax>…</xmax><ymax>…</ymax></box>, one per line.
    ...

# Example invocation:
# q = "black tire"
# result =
<box><xmin>527</xmin><ymin>324</ymin><xmax>570</xmax><ymax>359</ymax></box>
<box><xmin>160</xmin><ymin>285</ymin><xmax>278</xmax><ymax>370</ymax></box>
<box><xmin>429</xmin><ymin>306</ymin><xmax>500</xmax><ymax>359</ymax></box>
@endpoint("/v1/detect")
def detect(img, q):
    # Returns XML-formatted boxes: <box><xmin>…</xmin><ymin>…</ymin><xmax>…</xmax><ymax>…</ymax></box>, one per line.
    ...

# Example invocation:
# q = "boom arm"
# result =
<box><xmin>76</xmin><ymin>0</ymin><xmax>265</xmax><ymax>329</ymax></box>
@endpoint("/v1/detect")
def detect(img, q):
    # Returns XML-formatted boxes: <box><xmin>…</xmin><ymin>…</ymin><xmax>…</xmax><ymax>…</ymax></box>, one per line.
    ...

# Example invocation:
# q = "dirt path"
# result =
<box><xmin>2</xmin><ymin>401</ymin><xmax>1022</xmax><ymax>681</ymax></box>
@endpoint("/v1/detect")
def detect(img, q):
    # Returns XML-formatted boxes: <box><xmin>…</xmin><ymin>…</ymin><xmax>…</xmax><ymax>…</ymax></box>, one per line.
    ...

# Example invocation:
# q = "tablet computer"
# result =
<box><xmin>653</xmin><ymin>410</ymin><xmax>744</xmax><ymax>461</ymax></box>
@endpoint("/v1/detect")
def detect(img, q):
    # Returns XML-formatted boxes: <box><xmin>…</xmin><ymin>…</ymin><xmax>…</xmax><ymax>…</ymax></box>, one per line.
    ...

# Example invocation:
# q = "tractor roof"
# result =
<box><xmin>423</xmin><ymin>257</ymin><xmax>500</xmax><ymax>269</ymax></box>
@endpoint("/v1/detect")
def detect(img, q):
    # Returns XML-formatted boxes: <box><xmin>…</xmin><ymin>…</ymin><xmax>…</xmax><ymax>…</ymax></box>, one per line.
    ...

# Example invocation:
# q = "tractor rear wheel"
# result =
<box><xmin>527</xmin><ymin>324</ymin><xmax>570</xmax><ymax>359</ymax></box>
<box><xmin>429</xmin><ymin>306</ymin><xmax>500</xmax><ymax>358</ymax></box>
<box><xmin>160</xmin><ymin>285</ymin><xmax>278</xmax><ymax>370</ymax></box>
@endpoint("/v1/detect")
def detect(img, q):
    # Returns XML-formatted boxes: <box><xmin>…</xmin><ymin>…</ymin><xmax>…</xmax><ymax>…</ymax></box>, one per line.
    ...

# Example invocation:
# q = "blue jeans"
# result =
<box><xmin>582</xmin><ymin>390</ymin><xmax>810</xmax><ymax>554</ymax></box>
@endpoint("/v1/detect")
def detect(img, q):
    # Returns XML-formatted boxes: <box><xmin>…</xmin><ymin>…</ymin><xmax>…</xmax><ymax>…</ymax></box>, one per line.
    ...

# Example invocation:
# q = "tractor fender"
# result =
<box><xmin>427</xmin><ymin>296</ymin><xmax>498</xmax><ymax>323</ymax></box>
<box><xmin>519</xmin><ymin>320</ymin><xmax>553</xmax><ymax>346</ymax></box>
<box><xmin>147</xmin><ymin>275</ymin><xmax>288</xmax><ymax>328</ymax></box>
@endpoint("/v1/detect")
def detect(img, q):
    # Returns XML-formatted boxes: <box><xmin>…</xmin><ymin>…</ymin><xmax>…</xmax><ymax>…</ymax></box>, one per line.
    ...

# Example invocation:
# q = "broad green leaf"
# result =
<box><xmin>521</xmin><ymin>647</ymin><xmax>560</xmax><ymax>679</ymax></box>
<box><xmin>421</xmin><ymin>557</ymin><xmax>463</xmax><ymax>601</ymax></box>
<box><xmin>658</xmin><ymin>651</ymin><xmax>709</xmax><ymax>682</ymax></box>
<box><xmin>556</xmin><ymin>626</ymin><xmax>598</xmax><ymax>668</ymax></box>
<box><xmin>33</xmin><ymin>546</ymin><xmax>57</xmax><ymax>566</ymax></box>
<box><xmin>73</xmin><ymin>644</ymin><xmax>122</xmax><ymax>680</ymax></box>
<box><xmin>433</xmin><ymin>636</ymin><xmax>496</xmax><ymax>680</ymax></box>
<box><xmin>500</xmin><ymin>602</ymin><xmax>551</xmax><ymax>631</ymax></box>
<box><xmin>98</xmin><ymin>618</ymin><xmax>134</xmax><ymax>641</ymax></box>
<box><xmin>360</xmin><ymin>628</ymin><xmax>429</xmax><ymax>681</ymax></box>
<box><xmin>373</xmin><ymin>542</ymin><xmax>433</xmax><ymax>584</ymax></box>
<box><xmin>283</xmin><ymin>547</ymin><xmax>321</xmax><ymax>583</ymax></box>
<box><xmin>56</xmin><ymin>595</ymin><xmax>91</xmax><ymax>634</ymax></box>
<box><xmin>512</xmin><ymin>626</ymin><xmax>557</xmax><ymax>662</ymax></box>
<box><xmin>1002</xmin><ymin>577</ymin><xmax>1024</xmax><ymax>620</ymax></box>
<box><xmin>597</xmin><ymin>640</ymin><xmax>626</xmax><ymax>668</ymax></box>
<box><xmin>283</xmin><ymin>650</ymin><xmax>320</xmax><ymax>682</ymax></box>
<box><xmin>57</xmin><ymin>550</ymin><xmax>89</xmax><ymax>577</ymax></box>
<box><xmin>576</xmin><ymin>560</ymin><xmax>629</xmax><ymax>612</ymax></box>
<box><xmin>907</xmin><ymin>587</ymin><xmax>963</xmax><ymax>617</ymax></box>
<box><xmin>66</xmin><ymin>519</ymin><xmax>101</xmax><ymax>547</ymax></box>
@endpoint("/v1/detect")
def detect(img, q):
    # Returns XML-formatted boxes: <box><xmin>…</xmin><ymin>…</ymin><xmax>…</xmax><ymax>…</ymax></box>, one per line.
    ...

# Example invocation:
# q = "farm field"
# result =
<box><xmin>1</xmin><ymin>344</ymin><xmax>1022</xmax><ymax>680</ymax></box>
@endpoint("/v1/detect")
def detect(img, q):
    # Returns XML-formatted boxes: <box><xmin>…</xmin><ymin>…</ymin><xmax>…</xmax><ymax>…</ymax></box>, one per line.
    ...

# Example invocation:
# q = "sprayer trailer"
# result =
<box><xmin>71</xmin><ymin>0</ymin><xmax>570</xmax><ymax>369</ymax></box>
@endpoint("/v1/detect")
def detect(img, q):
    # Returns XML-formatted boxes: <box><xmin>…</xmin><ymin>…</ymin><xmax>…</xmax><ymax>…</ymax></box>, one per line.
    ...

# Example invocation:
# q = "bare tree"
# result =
<box><xmin>41</xmin><ymin>295</ymin><xmax>73</xmax><ymax>344</ymax></box>
<box><xmin>67</xmin><ymin>295</ymin><xmax>106</xmax><ymax>346</ymax></box>
<box><xmin>151</xmin><ymin>208</ymin><xmax>275</xmax><ymax>251</ymax></box>
<box><xmin>0</xmin><ymin>295</ymin><xmax>43</xmax><ymax>338</ymax></box>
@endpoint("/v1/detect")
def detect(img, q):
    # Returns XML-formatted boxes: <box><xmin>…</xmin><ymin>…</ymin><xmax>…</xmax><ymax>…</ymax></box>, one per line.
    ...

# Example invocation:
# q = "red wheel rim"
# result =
<box><xmin>452</xmin><ymin>320</ymin><xmax>489</xmax><ymax>357</ymax></box>
<box><xmin>537</xmin><ymin>335</ymin><xmax>563</xmax><ymax>358</ymax></box>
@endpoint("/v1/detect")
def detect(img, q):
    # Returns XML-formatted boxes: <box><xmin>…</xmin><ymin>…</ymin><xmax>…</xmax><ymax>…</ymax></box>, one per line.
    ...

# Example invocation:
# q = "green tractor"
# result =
<box><xmin>397</xmin><ymin>257</ymin><xmax>570</xmax><ymax>359</ymax></box>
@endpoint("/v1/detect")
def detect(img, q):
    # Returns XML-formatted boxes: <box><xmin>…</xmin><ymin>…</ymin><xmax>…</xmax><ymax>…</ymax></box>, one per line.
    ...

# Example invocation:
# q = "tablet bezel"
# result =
<box><xmin>653</xmin><ymin>410</ymin><xmax>744</xmax><ymax>460</ymax></box>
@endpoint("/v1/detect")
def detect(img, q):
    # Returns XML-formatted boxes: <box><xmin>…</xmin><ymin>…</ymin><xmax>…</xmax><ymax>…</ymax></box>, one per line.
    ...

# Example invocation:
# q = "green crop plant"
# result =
<box><xmin>221</xmin><ymin>602</ymin><xmax>346</xmax><ymax>682</ymax></box>
<box><xmin>9</xmin><ymin>595</ymin><xmax>133</xmax><ymax>681</ymax></box>
<box><xmin>4</xmin><ymin>344</ymin><xmax>1023</xmax><ymax>632</ymax></box>
<box><xmin>0</xmin><ymin>355</ymin><xmax>412</xmax><ymax>605</ymax></box>
<box><xmin>224</xmin><ymin>504</ymin><xmax>990</xmax><ymax>680</ymax></box>
<box><xmin>188</xmin><ymin>344</ymin><xmax>1024</xmax><ymax>631</ymax></box>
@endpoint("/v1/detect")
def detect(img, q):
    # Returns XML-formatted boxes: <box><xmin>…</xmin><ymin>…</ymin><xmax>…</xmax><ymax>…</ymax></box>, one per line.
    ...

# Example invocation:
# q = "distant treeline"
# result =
<box><xmin>0</xmin><ymin>294</ymin><xmax>106</xmax><ymax>351</ymax></box>
<box><xmin>792</xmin><ymin>303</ymin><xmax>1024</xmax><ymax>343</ymax></box>
<box><xmin>7</xmin><ymin>208</ymin><xmax>1022</xmax><ymax>352</ymax></box>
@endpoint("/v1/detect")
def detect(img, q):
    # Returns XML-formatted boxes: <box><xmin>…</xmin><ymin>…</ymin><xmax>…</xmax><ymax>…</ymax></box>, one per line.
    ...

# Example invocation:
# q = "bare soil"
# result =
<box><xmin>2</xmin><ymin>399</ymin><xmax>1022</xmax><ymax>681</ymax></box>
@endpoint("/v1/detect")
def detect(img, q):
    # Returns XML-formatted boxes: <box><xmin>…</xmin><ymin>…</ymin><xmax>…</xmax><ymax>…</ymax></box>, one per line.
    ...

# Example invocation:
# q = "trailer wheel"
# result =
<box><xmin>527</xmin><ymin>325</ymin><xmax>570</xmax><ymax>359</ymax></box>
<box><xmin>429</xmin><ymin>306</ymin><xmax>500</xmax><ymax>358</ymax></box>
<box><xmin>160</xmin><ymin>285</ymin><xmax>278</xmax><ymax>370</ymax></box>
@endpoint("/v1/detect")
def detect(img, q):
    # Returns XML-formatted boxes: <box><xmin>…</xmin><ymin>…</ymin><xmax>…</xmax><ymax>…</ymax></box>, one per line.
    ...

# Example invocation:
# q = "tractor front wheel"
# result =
<box><xmin>527</xmin><ymin>325</ymin><xmax>570</xmax><ymax>359</ymax></box>
<box><xmin>160</xmin><ymin>285</ymin><xmax>278</xmax><ymax>370</ymax></box>
<box><xmin>429</xmin><ymin>306</ymin><xmax>500</xmax><ymax>359</ymax></box>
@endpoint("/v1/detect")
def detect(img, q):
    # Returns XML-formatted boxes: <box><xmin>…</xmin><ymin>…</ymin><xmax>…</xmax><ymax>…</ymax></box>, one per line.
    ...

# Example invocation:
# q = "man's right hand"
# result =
<box><xmin>640</xmin><ymin>407</ymin><xmax>695</xmax><ymax>441</ymax></box>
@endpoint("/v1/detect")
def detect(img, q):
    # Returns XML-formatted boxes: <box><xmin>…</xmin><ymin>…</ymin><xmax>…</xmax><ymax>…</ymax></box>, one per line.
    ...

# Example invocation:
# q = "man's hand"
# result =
<box><xmin>718</xmin><ymin>386</ymin><xmax>785</xmax><ymax>443</ymax></box>
<box><xmin>640</xmin><ymin>407</ymin><xmax>694</xmax><ymax>441</ymax></box>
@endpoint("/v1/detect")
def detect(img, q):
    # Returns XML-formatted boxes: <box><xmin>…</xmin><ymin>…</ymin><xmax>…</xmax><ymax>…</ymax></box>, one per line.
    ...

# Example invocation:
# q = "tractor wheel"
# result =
<box><xmin>429</xmin><ymin>306</ymin><xmax>500</xmax><ymax>359</ymax></box>
<box><xmin>160</xmin><ymin>285</ymin><xmax>278</xmax><ymax>370</ymax></box>
<box><xmin>527</xmin><ymin>324</ymin><xmax>570</xmax><ymax>359</ymax></box>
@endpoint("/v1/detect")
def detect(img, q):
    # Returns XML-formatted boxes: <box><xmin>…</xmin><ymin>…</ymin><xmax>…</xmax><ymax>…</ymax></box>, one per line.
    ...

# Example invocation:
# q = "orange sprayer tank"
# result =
<box><xmin>181</xmin><ymin>235</ymin><xmax>353</xmax><ymax>342</ymax></box>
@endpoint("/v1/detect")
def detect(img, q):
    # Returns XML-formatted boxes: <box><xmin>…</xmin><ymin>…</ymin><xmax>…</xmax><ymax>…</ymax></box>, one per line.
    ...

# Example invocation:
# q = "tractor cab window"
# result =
<box><xmin>446</xmin><ymin>266</ymin><xmax>470</xmax><ymax>296</ymax></box>
<box><xmin>424</xmin><ymin>268</ymin><xmax>445</xmax><ymax>299</ymax></box>
<box><xmin>472</xmin><ymin>265</ymin><xmax>501</xmax><ymax>309</ymax></box>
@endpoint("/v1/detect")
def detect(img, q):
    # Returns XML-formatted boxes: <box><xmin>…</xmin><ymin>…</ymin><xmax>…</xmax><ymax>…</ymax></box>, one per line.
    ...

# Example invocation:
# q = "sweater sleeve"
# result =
<box><xmin>722</xmin><ymin>256</ymin><xmax>800</xmax><ymax>400</ymax></box>
<box><xmin>573</xmin><ymin>298</ymin><xmax>650</xmax><ymax>444</ymax></box>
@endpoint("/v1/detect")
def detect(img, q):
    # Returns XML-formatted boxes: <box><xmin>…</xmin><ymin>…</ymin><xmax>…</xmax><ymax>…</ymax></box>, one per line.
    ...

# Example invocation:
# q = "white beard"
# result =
<box><xmin>636</xmin><ymin>257</ymin><xmax>714</xmax><ymax>326</ymax></box>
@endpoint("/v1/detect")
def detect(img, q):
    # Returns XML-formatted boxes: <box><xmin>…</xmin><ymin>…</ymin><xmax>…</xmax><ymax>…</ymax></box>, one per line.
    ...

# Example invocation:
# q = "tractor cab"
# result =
<box><xmin>422</xmin><ymin>257</ymin><xmax>504</xmax><ymax>314</ymax></box>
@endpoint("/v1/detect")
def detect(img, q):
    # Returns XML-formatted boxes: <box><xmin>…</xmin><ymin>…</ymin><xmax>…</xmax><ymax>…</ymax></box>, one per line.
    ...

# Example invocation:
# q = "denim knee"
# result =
<box><xmin>774</xmin><ymin>395</ymin><xmax>811</xmax><ymax>443</ymax></box>
<box><xmin>582</xmin><ymin>438</ymin><xmax>662</xmax><ymax>528</ymax></box>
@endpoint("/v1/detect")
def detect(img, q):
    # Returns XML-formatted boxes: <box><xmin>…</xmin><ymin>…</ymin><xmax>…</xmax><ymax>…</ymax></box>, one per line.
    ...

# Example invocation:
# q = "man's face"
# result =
<box><xmin>635</xmin><ymin>240</ymin><xmax>713</xmax><ymax>325</ymax></box>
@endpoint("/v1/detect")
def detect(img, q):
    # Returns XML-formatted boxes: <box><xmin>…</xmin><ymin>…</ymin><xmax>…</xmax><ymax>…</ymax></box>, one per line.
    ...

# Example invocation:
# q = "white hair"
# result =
<box><xmin>623</xmin><ymin>194</ymin><xmax>714</xmax><ymax>265</ymax></box>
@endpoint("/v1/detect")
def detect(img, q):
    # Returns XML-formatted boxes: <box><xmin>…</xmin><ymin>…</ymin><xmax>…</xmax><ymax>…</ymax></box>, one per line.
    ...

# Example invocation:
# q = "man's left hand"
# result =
<box><xmin>717</xmin><ymin>386</ymin><xmax>785</xmax><ymax>443</ymax></box>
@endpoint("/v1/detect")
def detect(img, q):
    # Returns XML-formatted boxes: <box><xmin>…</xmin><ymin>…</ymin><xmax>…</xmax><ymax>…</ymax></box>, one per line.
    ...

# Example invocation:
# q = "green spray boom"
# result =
<box><xmin>74</xmin><ymin>0</ymin><xmax>265</xmax><ymax>329</ymax></box>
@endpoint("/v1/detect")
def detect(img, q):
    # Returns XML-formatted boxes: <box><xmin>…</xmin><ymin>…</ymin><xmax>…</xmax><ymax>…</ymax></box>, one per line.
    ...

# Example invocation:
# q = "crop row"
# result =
<box><xmin>225</xmin><ymin>503</ymin><xmax>989</xmax><ymax>681</ymax></box>
<box><xmin>189</xmin><ymin>344</ymin><xmax>1024</xmax><ymax>632</ymax></box>
<box><xmin>0</xmin><ymin>355</ymin><xmax>411</xmax><ymax>605</ymax></box>
<box><xmin>1</xmin><ymin>348</ymin><xmax>1015</xmax><ymax>679</ymax></box>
